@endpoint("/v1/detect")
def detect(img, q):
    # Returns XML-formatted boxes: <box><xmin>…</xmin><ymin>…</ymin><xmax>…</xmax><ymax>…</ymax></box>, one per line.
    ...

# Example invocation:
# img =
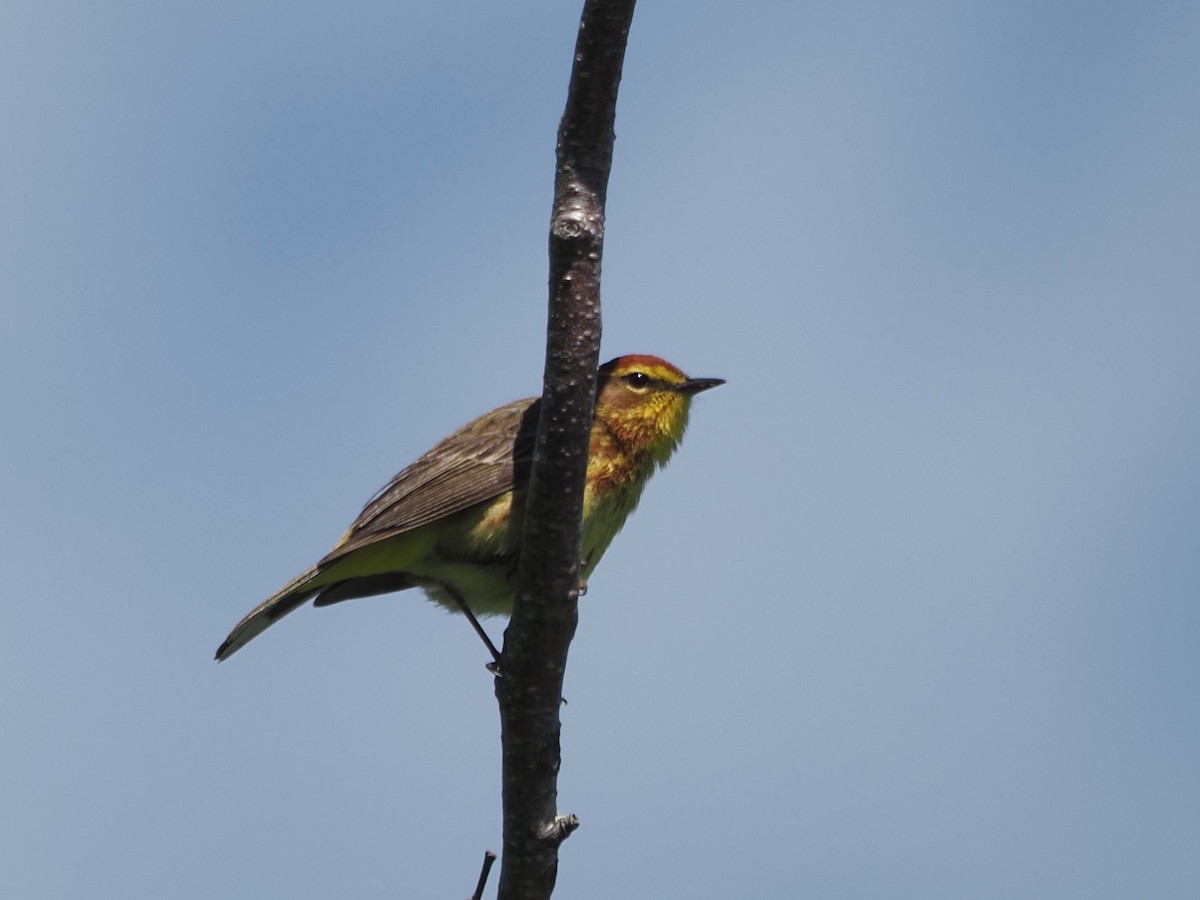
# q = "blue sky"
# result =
<box><xmin>3</xmin><ymin>2</ymin><xmax>1199</xmax><ymax>897</ymax></box>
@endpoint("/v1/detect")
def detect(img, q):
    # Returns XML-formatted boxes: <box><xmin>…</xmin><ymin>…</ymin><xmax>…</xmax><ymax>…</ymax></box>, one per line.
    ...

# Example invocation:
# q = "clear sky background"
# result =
<box><xmin>3</xmin><ymin>2</ymin><xmax>1199</xmax><ymax>897</ymax></box>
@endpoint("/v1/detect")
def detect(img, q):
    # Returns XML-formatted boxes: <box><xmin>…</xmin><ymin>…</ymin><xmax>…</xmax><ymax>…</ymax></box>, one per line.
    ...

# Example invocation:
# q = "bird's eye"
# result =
<box><xmin>624</xmin><ymin>372</ymin><xmax>651</xmax><ymax>388</ymax></box>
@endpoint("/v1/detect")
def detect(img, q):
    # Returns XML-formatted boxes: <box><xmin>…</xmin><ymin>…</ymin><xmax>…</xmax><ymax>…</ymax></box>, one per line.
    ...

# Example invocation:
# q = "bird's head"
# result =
<box><xmin>595</xmin><ymin>355</ymin><xmax>724</xmax><ymax>466</ymax></box>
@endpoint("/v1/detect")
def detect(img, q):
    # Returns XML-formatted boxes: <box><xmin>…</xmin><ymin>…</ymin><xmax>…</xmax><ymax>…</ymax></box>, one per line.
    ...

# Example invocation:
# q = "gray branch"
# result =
<box><xmin>493</xmin><ymin>1</ymin><xmax>637</xmax><ymax>898</ymax></box>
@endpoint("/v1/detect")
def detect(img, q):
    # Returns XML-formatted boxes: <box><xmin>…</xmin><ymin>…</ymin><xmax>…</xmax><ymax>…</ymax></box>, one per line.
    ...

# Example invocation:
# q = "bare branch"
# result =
<box><xmin>470</xmin><ymin>850</ymin><xmax>498</xmax><ymax>900</ymax></box>
<box><xmin>494</xmin><ymin>1</ymin><xmax>637</xmax><ymax>898</ymax></box>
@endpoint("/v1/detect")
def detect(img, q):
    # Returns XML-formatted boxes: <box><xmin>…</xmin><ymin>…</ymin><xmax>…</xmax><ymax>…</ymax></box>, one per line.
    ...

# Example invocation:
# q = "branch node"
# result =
<box><xmin>538</xmin><ymin>814</ymin><xmax>581</xmax><ymax>848</ymax></box>
<box><xmin>551</xmin><ymin>210</ymin><xmax>589</xmax><ymax>241</ymax></box>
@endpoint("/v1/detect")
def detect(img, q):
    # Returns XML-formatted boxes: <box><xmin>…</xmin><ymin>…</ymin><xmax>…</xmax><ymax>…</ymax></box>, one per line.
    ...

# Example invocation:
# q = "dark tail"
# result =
<box><xmin>214</xmin><ymin>566</ymin><xmax>323</xmax><ymax>661</ymax></box>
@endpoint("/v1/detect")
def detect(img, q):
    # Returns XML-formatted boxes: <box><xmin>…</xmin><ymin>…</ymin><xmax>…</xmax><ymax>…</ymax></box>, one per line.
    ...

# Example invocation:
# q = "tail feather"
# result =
<box><xmin>214</xmin><ymin>566</ymin><xmax>324</xmax><ymax>661</ymax></box>
<box><xmin>312</xmin><ymin>573</ymin><xmax>417</xmax><ymax>607</ymax></box>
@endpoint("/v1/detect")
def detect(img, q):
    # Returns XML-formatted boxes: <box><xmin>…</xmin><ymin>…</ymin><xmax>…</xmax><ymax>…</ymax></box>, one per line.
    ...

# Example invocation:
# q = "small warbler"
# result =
<box><xmin>215</xmin><ymin>354</ymin><xmax>723</xmax><ymax>661</ymax></box>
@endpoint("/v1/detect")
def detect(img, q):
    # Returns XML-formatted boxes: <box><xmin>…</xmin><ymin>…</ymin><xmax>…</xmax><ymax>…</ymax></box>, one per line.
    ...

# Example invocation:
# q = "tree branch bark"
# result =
<box><xmin>494</xmin><ymin>1</ymin><xmax>637</xmax><ymax>898</ymax></box>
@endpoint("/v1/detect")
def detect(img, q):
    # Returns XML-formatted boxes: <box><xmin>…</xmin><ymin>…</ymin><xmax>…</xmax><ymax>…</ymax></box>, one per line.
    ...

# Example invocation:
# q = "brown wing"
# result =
<box><xmin>319</xmin><ymin>397</ymin><xmax>539</xmax><ymax>565</ymax></box>
<box><xmin>215</xmin><ymin>396</ymin><xmax>541</xmax><ymax>662</ymax></box>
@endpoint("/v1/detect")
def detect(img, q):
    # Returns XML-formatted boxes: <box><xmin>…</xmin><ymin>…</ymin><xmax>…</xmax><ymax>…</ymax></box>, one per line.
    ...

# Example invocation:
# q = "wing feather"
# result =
<box><xmin>319</xmin><ymin>397</ymin><xmax>539</xmax><ymax>565</ymax></box>
<box><xmin>215</xmin><ymin>397</ymin><xmax>541</xmax><ymax>661</ymax></box>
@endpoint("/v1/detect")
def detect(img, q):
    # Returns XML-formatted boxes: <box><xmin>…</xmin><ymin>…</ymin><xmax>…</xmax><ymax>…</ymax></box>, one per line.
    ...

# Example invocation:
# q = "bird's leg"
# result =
<box><xmin>444</xmin><ymin>586</ymin><xmax>503</xmax><ymax>671</ymax></box>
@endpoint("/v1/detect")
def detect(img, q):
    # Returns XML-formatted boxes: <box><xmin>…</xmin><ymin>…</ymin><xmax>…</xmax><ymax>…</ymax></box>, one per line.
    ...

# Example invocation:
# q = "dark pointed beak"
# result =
<box><xmin>678</xmin><ymin>377</ymin><xmax>725</xmax><ymax>396</ymax></box>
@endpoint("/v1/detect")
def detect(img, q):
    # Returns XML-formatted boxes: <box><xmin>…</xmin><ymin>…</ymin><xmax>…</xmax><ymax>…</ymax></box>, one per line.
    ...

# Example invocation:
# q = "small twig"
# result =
<box><xmin>470</xmin><ymin>850</ymin><xmax>499</xmax><ymax>900</ymax></box>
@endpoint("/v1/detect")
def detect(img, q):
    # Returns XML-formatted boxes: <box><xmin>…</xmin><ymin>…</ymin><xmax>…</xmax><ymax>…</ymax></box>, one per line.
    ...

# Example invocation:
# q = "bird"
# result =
<box><xmin>214</xmin><ymin>354</ymin><xmax>723</xmax><ymax>662</ymax></box>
